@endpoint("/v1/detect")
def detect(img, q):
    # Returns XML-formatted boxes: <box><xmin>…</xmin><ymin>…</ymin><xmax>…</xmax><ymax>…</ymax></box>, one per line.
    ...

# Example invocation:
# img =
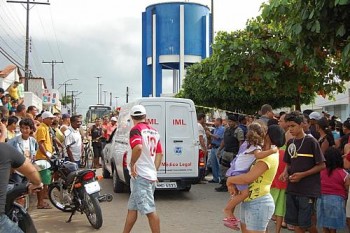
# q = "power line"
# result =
<box><xmin>7</xmin><ymin>0</ymin><xmax>50</xmax><ymax>91</ymax></box>
<box><xmin>0</xmin><ymin>46</ymin><xmax>24</xmax><ymax>69</ymax></box>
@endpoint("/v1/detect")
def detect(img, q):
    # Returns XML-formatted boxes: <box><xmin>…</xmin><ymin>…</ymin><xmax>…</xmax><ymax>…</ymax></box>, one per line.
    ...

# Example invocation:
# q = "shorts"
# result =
<box><xmin>270</xmin><ymin>188</ymin><xmax>286</xmax><ymax>217</ymax></box>
<box><xmin>92</xmin><ymin>142</ymin><xmax>102</xmax><ymax>158</ymax></box>
<box><xmin>317</xmin><ymin>195</ymin><xmax>346</xmax><ymax>229</ymax></box>
<box><xmin>240</xmin><ymin>194</ymin><xmax>275</xmax><ymax>231</ymax></box>
<box><xmin>285</xmin><ymin>194</ymin><xmax>315</xmax><ymax>228</ymax></box>
<box><xmin>127</xmin><ymin>176</ymin><xmax>156</xmax><ymax>215</ymax></box>
<box><xmin>39</xmin><ymin>169</ymin><xmax>52</xmax><ymax>185</ymax></box>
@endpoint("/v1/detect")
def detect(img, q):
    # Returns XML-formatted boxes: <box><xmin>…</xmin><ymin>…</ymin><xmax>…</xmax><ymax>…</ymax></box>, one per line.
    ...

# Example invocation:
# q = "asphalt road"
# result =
<box><xmin>28</xmin><ymin>170</ymin><xmax>347</xmax><ymax>233</ymax></box>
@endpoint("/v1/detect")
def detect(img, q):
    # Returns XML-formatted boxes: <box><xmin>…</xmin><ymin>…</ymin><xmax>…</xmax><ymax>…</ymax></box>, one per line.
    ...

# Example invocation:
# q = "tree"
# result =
<box><xmin>180</xmin><ymin>18</ymin><xmax>322</xmax><ymax>112</ymax></box>
<box><xmin>60</xmin><ymin>95</ymin><xmax>72</xmax><ymax>106</ymax></box>
<box><xmin>261</xmin><ymin>0</ymin><xmax>350</xmax><ymax>81</ymax></box>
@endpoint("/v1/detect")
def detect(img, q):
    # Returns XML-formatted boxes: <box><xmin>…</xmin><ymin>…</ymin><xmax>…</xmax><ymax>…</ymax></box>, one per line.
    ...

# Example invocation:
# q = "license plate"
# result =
<box><xmin>156</xmin><ymin>182</ymin><xmax>177</xmax><ymax>189</ymax></box>
<box><xmin>85</xmin><ymin>181</ymin><xmax>101</xmax><ymax>194</ymax></box>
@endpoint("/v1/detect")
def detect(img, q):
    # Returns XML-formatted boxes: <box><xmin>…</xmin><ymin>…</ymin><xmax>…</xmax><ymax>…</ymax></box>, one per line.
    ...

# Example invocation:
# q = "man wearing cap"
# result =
<box><xmin>106</xmin><ymin>116</ymin><xmax>117</xmax><ymax>140</ymax></box>
<box><xmin>123</xmin><ymin>105</ymin><xmax>163</xmax><ymax>233</ymax></box>
<box><xmin>35</xmin><ymin>111</ymin><xmax>55</xmax><ymax>209</ymax></box>
<box><xmin>308</xmin><ymin>111</ymin><xmax>321</xmax><ymax>139</ymax></box>
<box><xmin>215</xmin><ymin>114</ymin><xmax>244</xmax><ymax>192</ymax></box>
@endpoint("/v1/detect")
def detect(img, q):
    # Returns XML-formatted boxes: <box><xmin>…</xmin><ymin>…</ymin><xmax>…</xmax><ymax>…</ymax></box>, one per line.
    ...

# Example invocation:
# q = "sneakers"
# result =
<box><xmin>215</xmin><ymin>185</ymin><xmax>228</xmax><ymax>192</ymax></box>
<box><xmin>223</xmin><ymin>217</ymin><xmax>240</xmax><ymax>230</ymax></box>
<box><xmin>208</xmin><ymin>180</ymin><xmax>219</xmax><ymax>183</ymax></box>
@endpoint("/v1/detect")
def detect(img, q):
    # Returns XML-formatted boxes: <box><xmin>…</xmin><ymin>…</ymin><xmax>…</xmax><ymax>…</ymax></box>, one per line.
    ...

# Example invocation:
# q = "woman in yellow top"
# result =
<box><xmin>227</xmin><ymin>124</ymin><xmax>285</xmax><ymax>233</ymax></box>
<box><xmin>8</xmin><ymin>81</ymin><xmax>19</xmax><ymax>100</ymax></box>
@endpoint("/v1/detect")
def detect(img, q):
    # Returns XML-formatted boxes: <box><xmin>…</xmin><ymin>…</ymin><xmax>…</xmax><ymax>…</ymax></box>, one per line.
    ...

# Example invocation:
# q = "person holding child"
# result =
<box><xmin>226</xmin><ymin>123</ymin><xmax>285</xmax><ymax>232</ymax></box>
<box><xmin>223</xmin><ymin>122</ymin><xmax>277</xmax><ymax>229</ymax></box>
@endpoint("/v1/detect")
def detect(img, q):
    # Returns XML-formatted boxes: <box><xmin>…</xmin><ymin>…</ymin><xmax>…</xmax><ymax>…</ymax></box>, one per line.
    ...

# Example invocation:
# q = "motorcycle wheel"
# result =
<box><xmin>83</xmin><ymin>192</ymin><xmax>103</xmax><ymax>229</ymax></box>
<box><xmin>48</xmin><ymin>183</ymin><xmax>75</xmax><ymax>212</ymax></box>
<box><xmin>8</xmin><ymin>204</ymin><xmax>37</xmax><ymax>233</ymax></box>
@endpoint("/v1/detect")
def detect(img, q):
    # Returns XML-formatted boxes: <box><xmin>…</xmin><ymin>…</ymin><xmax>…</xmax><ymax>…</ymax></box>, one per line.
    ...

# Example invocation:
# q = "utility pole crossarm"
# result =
<box><xmin>7</xmin><ymin>1</ymin><xmax>50</xmax><ymax>4</ymax></box>
<box><xmin>42</xmin><ymin>60</ymin><xmax>64</xmax><ymax>89</ymax></box>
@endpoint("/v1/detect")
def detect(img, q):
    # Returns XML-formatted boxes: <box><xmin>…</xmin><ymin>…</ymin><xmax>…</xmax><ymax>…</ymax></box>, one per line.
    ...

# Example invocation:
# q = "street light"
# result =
<box><xmin>95</xmin><ymin>76</ymin><xmax>102</xmax><ymax>104</ymax></box>
<box><xmin>115</xmin><ymin>96</ymin><xmax>119</xmax><ymax>108</ymax></box>
<box><xmin>103</xmin><ymin>90</ymin><xmax>107</xmax><ymax>105</ymax></box>
<box><xmin>99</xmin><ymin>83</ymin><xmax>103</xmax><ymax>105</ymax></box>
<box><xmin>58</xmin><ymin>78</ymin><xmax>78</xmax><ymax>108</ymax></box>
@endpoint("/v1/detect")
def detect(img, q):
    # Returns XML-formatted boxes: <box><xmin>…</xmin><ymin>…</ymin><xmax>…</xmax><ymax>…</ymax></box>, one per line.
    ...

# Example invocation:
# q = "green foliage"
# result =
<box><xmin>180</xmin><ymin>0</ymin><xmax>350</xmax><ymax>113</ymax></box>
<box><xmin>60</xmin><ymin>95</ymin><xmax>72</xmax><ymax>105</ymax></box>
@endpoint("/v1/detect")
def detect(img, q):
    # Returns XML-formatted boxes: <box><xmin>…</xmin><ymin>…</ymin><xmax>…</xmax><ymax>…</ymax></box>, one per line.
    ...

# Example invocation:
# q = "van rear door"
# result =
<box><xmin>163</xmin><ymin>101</ymin><xmax>198</xmax><ymax>177</ymax></box>
<box><xmin>140</xmin><ymin>100</ymin><xmax>198</xmax><ymax>178</ymax></box>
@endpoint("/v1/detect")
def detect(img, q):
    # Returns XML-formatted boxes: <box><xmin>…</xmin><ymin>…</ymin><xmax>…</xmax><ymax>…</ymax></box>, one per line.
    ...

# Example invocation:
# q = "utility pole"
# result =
<box><xmin>99</xmin><ymin>84</ymin><xmax>103</xmax><ymax>105</ymax></box>
<box><xmin>95</xmin><ymin>76</ymin><xmax>101</xmax><ymax>104</ymax></box>
<box><xmin>103</xmin><ymin>90</ymin><xmax>107</xmax><ymax>105</ymax></box>
<box><xmin>62</xmin><ymin>83</ymin><xmax>72</xmax><ymax>108</ymax></box>
<box><xmin>109</xmin><ymin>92</ymin><xmax>112</xmax><ymax>106</ymax></box>
<box><xmin>42</xmin><ymin>60</ymin><xmax>64</xmax><ymax>89</ymax></box>
<box><xmin>68</xmin><ymin>90</ymin><xmax>78</xmax><ymax>114</ymax></box>
<box><xmin>7</xmin><ymin>0</ymin><xmax>50</xmax><ymax>91</ymax></box>
<box><xmin>126</xmin><ymin>86</ymin><xmax>129</xmax><ymax>103</ymax></box>
<box><xmin>115</xmin><ymin>96</ymin><xmax>119</xmax><ymax>108</ymax></box>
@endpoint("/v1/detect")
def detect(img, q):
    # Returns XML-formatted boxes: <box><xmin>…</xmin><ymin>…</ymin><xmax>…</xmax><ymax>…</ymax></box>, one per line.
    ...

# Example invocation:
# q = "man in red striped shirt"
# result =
<box><xmin>123</xmin><ymin>105</ymin><xmax>163</xmax><ymax>233</ymax></box>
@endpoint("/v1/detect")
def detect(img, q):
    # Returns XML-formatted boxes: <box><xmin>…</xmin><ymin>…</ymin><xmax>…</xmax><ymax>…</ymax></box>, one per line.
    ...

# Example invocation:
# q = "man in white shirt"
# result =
<box><xmin>65</xmin><ymin>115</ymin><xmax>82</xmax><ymax>166</ymax></box>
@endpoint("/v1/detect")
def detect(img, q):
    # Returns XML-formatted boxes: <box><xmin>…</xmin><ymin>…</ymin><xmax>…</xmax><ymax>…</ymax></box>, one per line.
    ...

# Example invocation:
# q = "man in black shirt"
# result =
<box><xmin>215</xmin><ymin>115</ymin><xmax>244</xmax><ymax>192</ymax></box>
<box><xmin>0</xmin><ymin>143</ymin><xmax>42</xmax><ymax>232</ymax></box>
<box><xmin>281</xmin><ymin>111</ymin><xmax>325</xmax><ymax>232</ymax></box>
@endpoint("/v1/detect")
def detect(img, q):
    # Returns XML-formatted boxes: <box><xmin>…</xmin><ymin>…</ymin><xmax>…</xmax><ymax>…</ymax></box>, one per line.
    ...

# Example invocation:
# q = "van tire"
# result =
<box><xmin>182</xmin><ymin>185</ymin><xmax>191</xmax><ymax>192</ymax></box>
<box><xmin>102</xmin><ymin>163</ymin><xmax>111</xmax><ymax>179</ymax></box>
<box><xmin>113</xmin><ymin>169</ymin><xmax>125</xmax><ymax>193</ymax></box>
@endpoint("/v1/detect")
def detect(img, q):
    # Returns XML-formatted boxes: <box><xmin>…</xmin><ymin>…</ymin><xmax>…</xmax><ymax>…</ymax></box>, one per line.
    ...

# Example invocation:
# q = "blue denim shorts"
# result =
<box><xmin>317</xmin><ymin>195</ymin><xmax>346</xmax><ymax>230</ymax></box>
<box><xmin>127</xmin><ymin>176</ymin><xmax>156</xmax><ymax>215</ymax></box>
<box><xmin>240</xmin><ymin>194</ymin><xmax>275</xmax><ymax>231</ymax></box>
<box><xmin>0</xmin><ymin>214</ymin><xmax>24</xmax><ymax>233</ymax></box>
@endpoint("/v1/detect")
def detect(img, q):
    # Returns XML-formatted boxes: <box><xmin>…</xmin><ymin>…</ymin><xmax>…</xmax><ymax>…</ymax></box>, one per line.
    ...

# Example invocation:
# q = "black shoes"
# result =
<box><xmin>215</xmin><ymin>185</ymin><xmax>228</xmax><ymax>192</ymax></box>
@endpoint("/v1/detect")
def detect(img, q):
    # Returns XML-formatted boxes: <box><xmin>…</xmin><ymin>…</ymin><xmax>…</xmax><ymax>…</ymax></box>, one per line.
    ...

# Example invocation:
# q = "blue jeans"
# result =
<box><xmin>209</xmin><ymin>147</ymin><xmax>220</xmax><ymax>182</ymax></box>
<box><xmin>0</xmin><ymin>214</ymin><xmax>24</xmax><ymax>233</ymax></box>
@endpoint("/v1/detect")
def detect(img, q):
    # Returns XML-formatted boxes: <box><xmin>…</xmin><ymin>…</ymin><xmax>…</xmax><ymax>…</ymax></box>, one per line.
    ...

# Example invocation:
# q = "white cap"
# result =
<box><xmin>309</xmin><ymin>112</ymin><xmax>321</xmax><ymax>120</ymax></box>
<box><xmin>130</xmin><ymin>105</ymin><xmax>146</xmax><ymax>116</ymax></box>
<box><xmin>110</xmin><ymin>116</ymin><xmax>117</xmax><ymax>122</ymax></box>
<box><xmin>42</xmin><ymin>111</ymin><xmax>55</xmax><ymax>119</ymax></box>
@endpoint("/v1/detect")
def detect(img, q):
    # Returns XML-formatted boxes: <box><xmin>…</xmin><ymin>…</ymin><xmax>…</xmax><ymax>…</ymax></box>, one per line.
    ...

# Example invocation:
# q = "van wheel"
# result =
<box><xmin>113</xmin><ymin>169</ymin><xmax>125</xmax><ymax>193</ymax></box>
<box><xmin>182</xmin><ymin>185</ymin><xmax>191</xmax><ymax>192</ymax></box>
<box><xmin>102</xmin><ymin>163</ymin><xmax>111</xmax><ymax>179</ymax></box>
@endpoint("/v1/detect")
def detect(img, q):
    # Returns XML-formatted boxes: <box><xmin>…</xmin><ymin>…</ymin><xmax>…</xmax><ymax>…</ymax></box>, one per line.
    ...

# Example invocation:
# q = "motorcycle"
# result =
<box><xmin>6</xmin><ymin>183</ymin><xmax>37</xmax><ymax>233</ymax></box>
<box><xmin>47</xmin><ymin>157</ymin><xmax>112</xmax><ymax>229</ymax></box>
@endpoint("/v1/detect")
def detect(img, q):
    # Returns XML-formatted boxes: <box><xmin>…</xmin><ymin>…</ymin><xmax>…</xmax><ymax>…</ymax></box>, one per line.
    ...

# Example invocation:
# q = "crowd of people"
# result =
<box><xmin>0</xmin><ymin>104</ymin><xmax>118</xmax><ymax>210</ymax></box>
<box><xmin>198</xmin><ymin>104</ymin><xmax>350</xmax><ymax>233</ymax></box>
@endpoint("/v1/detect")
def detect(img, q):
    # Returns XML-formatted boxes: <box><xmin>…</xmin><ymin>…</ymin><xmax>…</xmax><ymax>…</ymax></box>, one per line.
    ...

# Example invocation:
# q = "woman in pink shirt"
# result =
<box><xmin>317</xmin><ymin>147</ymin><xmax>350</xmax><ymax>232</ymax></box>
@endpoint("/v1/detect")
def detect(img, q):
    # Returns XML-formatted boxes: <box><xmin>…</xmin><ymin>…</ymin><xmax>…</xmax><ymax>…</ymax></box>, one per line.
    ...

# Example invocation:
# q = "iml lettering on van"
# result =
<box><xmin>172</xmin><ymin>119</ymin><xmax>186</xmax><ymax>125</ymax></box>
<box><xmin>146</xmin><ymin>118</ymin><xmax>159</xmax><ymax>125</ymax></box>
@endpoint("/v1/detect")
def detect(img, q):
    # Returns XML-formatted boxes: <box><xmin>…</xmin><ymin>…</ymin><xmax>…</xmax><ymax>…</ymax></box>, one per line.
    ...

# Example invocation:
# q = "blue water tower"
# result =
<box><xmin>142</xmin><ymin>2</ymin><xmax>212</xmax><ymax>97</ymax></box>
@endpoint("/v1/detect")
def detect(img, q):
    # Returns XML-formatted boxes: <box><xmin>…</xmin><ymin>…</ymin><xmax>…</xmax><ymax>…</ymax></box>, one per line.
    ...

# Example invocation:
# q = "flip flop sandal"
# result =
<box><xmin>223</xmin><ymin>221</ymin><xmax>240</xmax><ymax>231</ymax></box>
<box><xmin>37</xmin><ymin>203</ymin><xmax>52</xmax><ymax>209</ymax></box>
<box><xmin>223</xmin><ymin>217</ymin><xmax>240</xmax><ymax>224</ymax></box>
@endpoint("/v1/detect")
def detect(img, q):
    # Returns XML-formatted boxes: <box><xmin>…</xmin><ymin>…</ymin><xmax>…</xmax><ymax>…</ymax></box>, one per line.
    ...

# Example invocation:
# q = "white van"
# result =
<box><xmin>102</xmin><ymin>97</ymin><xmax>205</xmax><ymax>192</ymax></box>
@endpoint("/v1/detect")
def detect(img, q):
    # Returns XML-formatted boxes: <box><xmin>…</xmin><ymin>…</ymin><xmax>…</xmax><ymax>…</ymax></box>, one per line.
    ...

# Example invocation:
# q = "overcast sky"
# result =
<box><xmin>0</xmin><ymin>0</ymin><xmax>266</xmax><ymax>114</ymax></box>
